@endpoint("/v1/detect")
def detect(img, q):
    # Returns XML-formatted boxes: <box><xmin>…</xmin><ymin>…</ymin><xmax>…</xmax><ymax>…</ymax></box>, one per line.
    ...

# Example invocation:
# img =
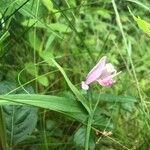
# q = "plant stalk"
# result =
<box><xmin>85</xmin><ymin>112</ymin><xmax>93</xmax><ymax>150</ymax></box>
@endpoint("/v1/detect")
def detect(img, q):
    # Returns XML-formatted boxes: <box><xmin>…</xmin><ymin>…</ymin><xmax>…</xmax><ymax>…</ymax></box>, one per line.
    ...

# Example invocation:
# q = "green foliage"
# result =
<box><xmin>3</xmin><ymin>105</ymin><xmax>38</xmax><ymax>147</ymax></box>
<box><xmin>0</xmin><ymin>0</ymin><xmax>150</xmax><ymax>149</ymax></box>
<box><xmin>0</xmin><ymin>0</ymin><xmax>14</xmax><ymax>12</ymax></box>
<box><xmin>134</xmin><ymin>16</ymin><xmax>150</xmax><ymax>37</ymax></box>
<box><xmin>0</xmin><ymin>81</ymin><xmax>38</xmax><ymax>149</ymax></box>
<box><xmin>25</xmin><ymin>62</ymin><xmax>49</xmax><ymax>87</ymax></box>
<box><xmin>74</xmin><ymin>127</ymin><xmax>95</xmax><ymax>150</ymax></box>
<box><xmin>42</xmin><ymin>0</ymin><xmax>57</xmax><ymax>13</ymax></box>
<box><xmin>0</xmin><ymin>94</ymin><xmax>87</xmax><ymax>114</ymax></box>
<box><xmin>40</xmin><ymin>51</ymin><xmax>91</xmax><ymax>114</ymax></box>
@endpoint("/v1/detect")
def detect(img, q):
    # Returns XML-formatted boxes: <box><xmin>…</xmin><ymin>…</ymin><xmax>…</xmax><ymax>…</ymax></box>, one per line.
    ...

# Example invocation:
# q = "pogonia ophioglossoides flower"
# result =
<box><xmin>81</xmin><ymin>56</ymin><xmax>121</xmax><ymax>90</ymax></box>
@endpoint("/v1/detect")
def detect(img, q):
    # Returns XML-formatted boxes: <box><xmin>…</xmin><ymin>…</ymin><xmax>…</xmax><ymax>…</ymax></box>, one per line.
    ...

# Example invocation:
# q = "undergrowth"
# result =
<box><xmin>0</xmin><ymin>0</ymin><xmax>150</xmax><ymax>150</ymax></box>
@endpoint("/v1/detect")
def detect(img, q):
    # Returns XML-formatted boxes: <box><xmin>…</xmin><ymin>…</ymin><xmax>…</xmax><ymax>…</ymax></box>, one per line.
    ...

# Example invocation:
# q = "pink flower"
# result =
<box><xmin>81</xmin><ymin>56</ymin><xmax>121</xmax><ymax>90</ymax></box>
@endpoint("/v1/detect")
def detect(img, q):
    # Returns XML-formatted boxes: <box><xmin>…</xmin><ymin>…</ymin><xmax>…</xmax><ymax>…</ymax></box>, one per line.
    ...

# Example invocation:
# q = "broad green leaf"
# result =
<box><xmin>60</xmin><ymin>91</ymin><xmax>137</xmax><ymax>103</ymax></box>
<box><xmin>74</xmin><ymin>127</ymin><xmax>95</xmax><ymax>150</ymax></box>
<box><xmin>93</xmin><ymin>108</ymin><xmax>113</xmax><ymax>130</ymax></box>
<box><xmin>92</xmin><ymin>93</ymin><xmax>137</xmax><ymax>103</ymax></box>
<box><xmin>0</xmin><ymin>81</ymin><xmax>16</xmax><ymax>94</ymax></box>
<box><xmin>0</xmin><ymin>107</ymin><xmax>9</xmax><ymax>150</ymax></box>
<box><xmin>0</xmin><ymin>94</ymin><xmax>86</xmax><ymax>114</ymax></box>
<box><xmin>0</xmin><ymin>81</ymin><xmax>38</xmax><ymax>147</ymax></box>
<box><xmin>0</xmin><ymin>81</ymin><xmax>88</xmax><ymax>124</ymax></box>
<box><xmin>3</xmin><ymin>105</ymin><xmax>38</xmax><ymax>146</ymax></box>
<box><xmin>0</xmin><ymin>94</ymin><xmax>88</xmax><ymax>124</ymax></box>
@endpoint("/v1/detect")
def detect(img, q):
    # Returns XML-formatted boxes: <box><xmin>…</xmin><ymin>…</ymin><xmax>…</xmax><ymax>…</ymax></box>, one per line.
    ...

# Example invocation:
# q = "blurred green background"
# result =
<box><xmin>0</xmin><ymin>0</ymin><xmax>150</xmax><ymax>149</ymax></box>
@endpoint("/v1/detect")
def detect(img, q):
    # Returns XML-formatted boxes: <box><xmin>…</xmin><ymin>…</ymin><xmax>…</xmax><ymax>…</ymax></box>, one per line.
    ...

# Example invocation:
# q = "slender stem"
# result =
<box><xmin>43</xmin><ymin>110</ymin><xmax>49</xmax><ymax>150</ymax></box>
<box><xmin>85</xmin><ymin>112</ymin><xmax>93</xmax><ymax>150</ymax></box>
<box><xmin>85</xmin><ymin>89</ymin><xmax>93</xmax><ymax>150</ymax></box>
<box><xmin>34</xmin><ymin>0</ymin><xmax>40</xmax><ymax>93</ymax></box>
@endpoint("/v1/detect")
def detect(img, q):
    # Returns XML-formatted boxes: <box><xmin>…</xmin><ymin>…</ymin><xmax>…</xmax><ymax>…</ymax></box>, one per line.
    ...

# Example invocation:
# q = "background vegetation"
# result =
<box><xmin>0</xmin><ymin>0</ymin><xmax>150</xmax><ymax>149</ymax></box>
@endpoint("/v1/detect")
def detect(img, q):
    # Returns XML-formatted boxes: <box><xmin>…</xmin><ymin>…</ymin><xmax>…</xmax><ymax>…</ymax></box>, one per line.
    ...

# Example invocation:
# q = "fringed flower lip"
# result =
<box><xmin>81</xmin><ymin>56</ymin><xmax>121</xmax><ymax>90</ymax></box>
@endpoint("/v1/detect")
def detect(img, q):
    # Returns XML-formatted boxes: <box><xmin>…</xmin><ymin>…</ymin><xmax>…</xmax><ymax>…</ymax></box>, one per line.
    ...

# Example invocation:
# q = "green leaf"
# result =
<box><xmin>22</xmin><ymin>19</ymin><xmax>45</xmax><ymax>28</ymax></box>
<box><xmin>92</xmin><ymin>93</ymin><xmax>137</xmax><ymax>103</ymax></box>
<box><xmin>25</xmin><ymin>62</ymin><xmax>37</xmax><ymax>76</ymax></box>
<box><xmin>3</xmin><ymin>105</ymin><xmax>38</xmax><ymax>147</ymax></box>
<box><xmin>134</xmin><ymin>16</ymin><xmax>150</xmax><ymax>37</ymax></box>
<box><xmin>47</xmin><ymin>57</ymin><xmax>90</xmax><ymax>114</ymax></box>
<box><xmin>28</xmin><ymin>31</ymin><xmax>41</xmax><ymax>51</ymax></box>
<box><xmin>0</xmin><ymin>0</ymin><xmax>14</xmax><ymax>13</ymax></box>
<box><xmin>0</xmin><ymin>81</ymin><xmax>88</xmax><ymax>127</ymax></box>
<box><xmin>37</xmin><ymin>76</ymin><xmax>49</xmax><ymax>87</ymax></box>
<box><xmin>74</xmin><ymin>127</ymin><xmax>95</xmax><ymax>150</ymax></box>
<box><xmin>25</xmin><ymin>62</ymin><xmax>49</xmax><ymax>87</ymax></box>
<box><xmin>0</xmin><ymin>94</ymin><xmax>86</xmax><ymax>114</ymax></box>
<box><xmin>0</xmin><ymin>81</ymin><xmax>38</xmax><ymax>148</ymax></box>
<box><xmin>19</xmin><ymin>4</ymin><xmax>62</xmax><ymax>38</ymax></box>
<box><xmin>16</xmin><ymin>0</ymin><xmax>42</xmax><ymax>18</ymax></box>
<box><xmin>39</xmin><ymin>51</ymin><xmax>54</xmax><ymax>63</ymax></box>
<box><xmin>22</xmin><ymin>19</ymin><xmax>71</xmax><ymax>33</ymax></box>
<box><xmin>128</xmin><ymin>8</ymin><xmax>150</xmax><ymax>37</ymax></box>
<box><xmin>93</xmin><ymin>109</ymin><xmax>113</xmax><ymax>130</ymax></box>
<box><xmin>48</xmin><ymin>23</ymin><xmax>71</xmax><ymax>32</ymax></box>
<box><xmin>42</xmin><ymin>0</ymin><xmax>57</xmax><ymax>12</ymax></box>
<box><xmin>0</xmin><ymin>94</ymin><xmax>88</xmax><ymax>124</ymax></box>
<box><xmin>0</xmin><ymin>81</ymin><xmax>16</xmax><ymax>94</ymax></box>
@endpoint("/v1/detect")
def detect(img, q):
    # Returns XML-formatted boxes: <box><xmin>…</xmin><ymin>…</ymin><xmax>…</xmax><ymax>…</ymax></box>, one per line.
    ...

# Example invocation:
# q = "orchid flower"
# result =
<box><xmin>81</xmin><ymin>56</ymin><xmax>121</xmax><ymax>90</ymax></box>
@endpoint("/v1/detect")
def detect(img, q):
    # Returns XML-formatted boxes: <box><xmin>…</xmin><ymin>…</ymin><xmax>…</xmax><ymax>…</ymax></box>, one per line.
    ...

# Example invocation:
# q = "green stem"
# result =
<box><xmin>43</xmin><ymin>110</ymin><xmax>49</xmax><ymax>150</ymax></box>
<box><xmin>85</xmin><ymin>112</ymin><xmax>93</xmax><ymax>150</ymax></box>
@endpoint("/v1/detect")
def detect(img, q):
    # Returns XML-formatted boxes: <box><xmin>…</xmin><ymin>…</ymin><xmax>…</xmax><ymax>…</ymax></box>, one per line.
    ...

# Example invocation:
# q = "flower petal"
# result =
<box><xmin>85</xmin><ymin>56</ymin><xmax>106</xmax><ymax>84</ymax></box>
<box><xmin>97</xmin><ymin>71</ymin><xmax>121</xmax><ymax>87</ymax></box>
<box><xmin>105</xmin><ymin>63</ymin><xmax>116</xmax><ymax>74</ymax></box>
<box><xmin>97</xmin><ymin>77</ymin><xmax>114</xmax><ymax>87</ymax></box>
<box><xmin>81</xmin><ymin>81</ymin><xmax>89</xmax><ymax>90</ymax></box>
